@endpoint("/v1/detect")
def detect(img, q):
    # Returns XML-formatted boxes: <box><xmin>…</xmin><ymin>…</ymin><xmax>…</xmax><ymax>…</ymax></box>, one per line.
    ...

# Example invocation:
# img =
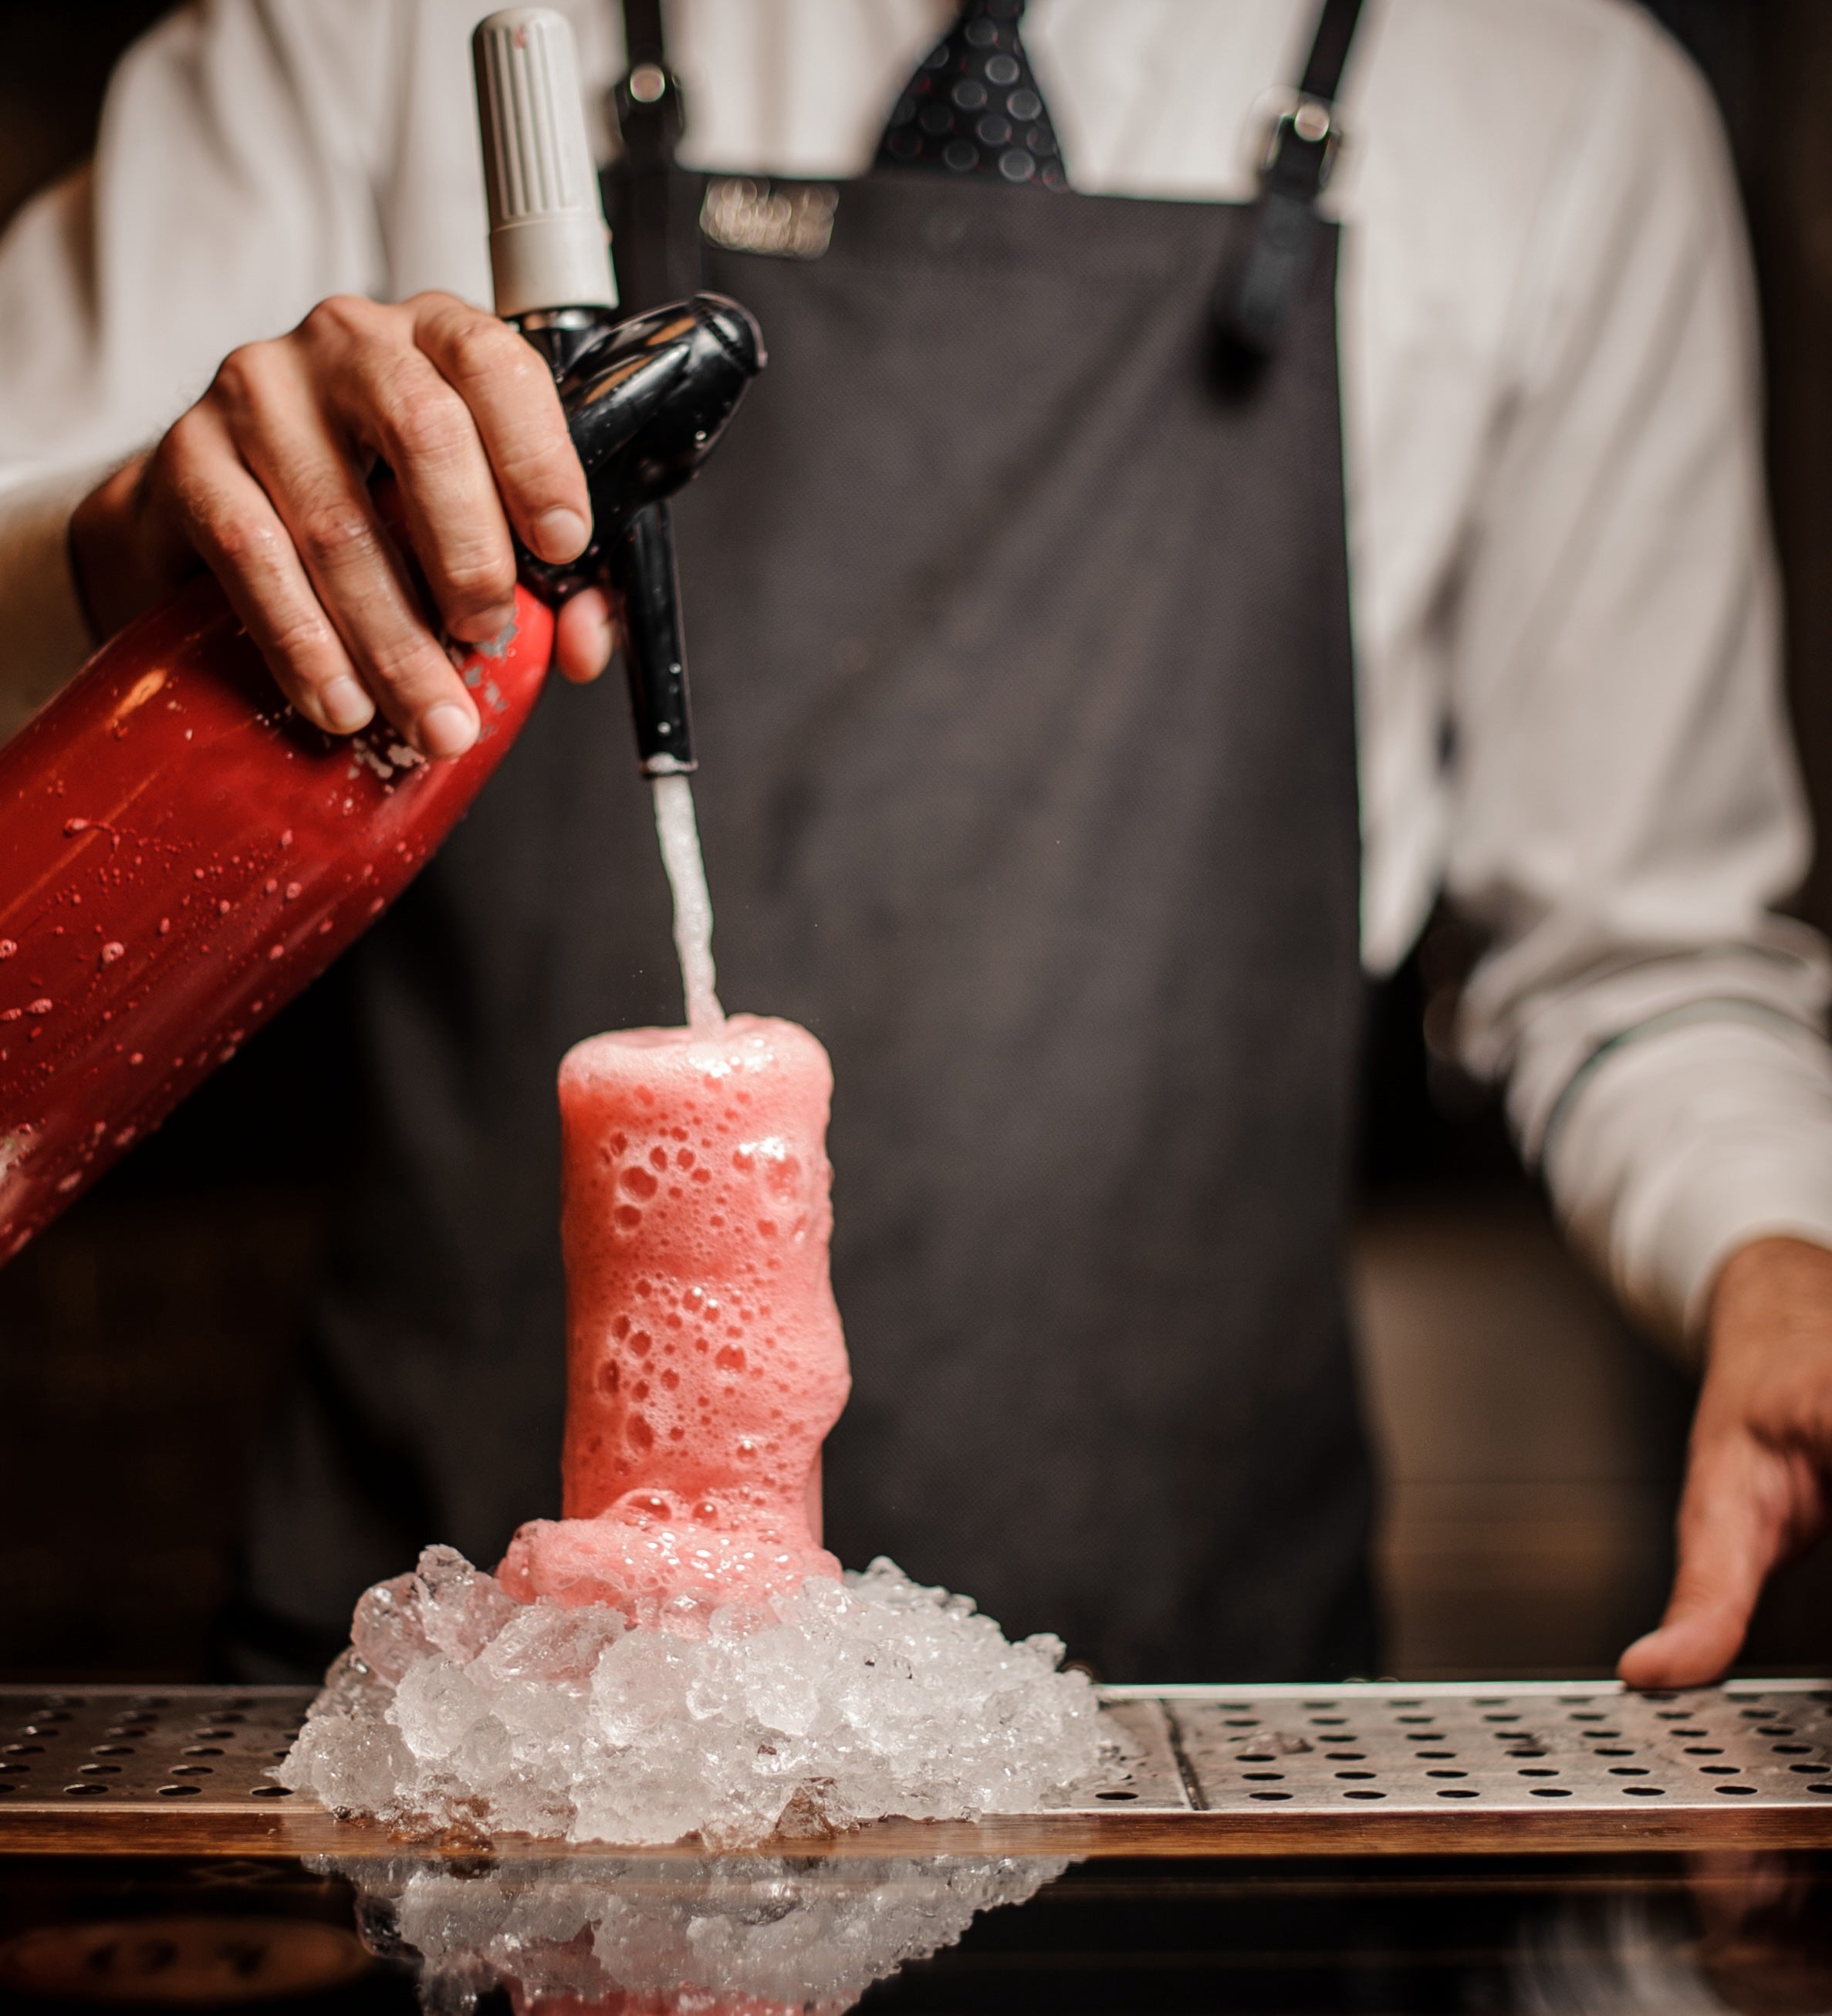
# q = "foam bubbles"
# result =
<box><xmin>279</xmin><ymin>1547</ymin><xmax>1107</xmax><ymax>1847</ymax></box>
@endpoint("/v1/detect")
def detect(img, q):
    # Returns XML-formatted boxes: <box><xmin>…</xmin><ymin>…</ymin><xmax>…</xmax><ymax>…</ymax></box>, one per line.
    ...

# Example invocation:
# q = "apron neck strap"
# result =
<box><xmin>1298</xmin><ymin>0</ymin><xmax>1365</xmax><ymax>104</ymax></box>
<box><xmin>607</xmin><ymin>0</ymin><xmax>698</xmax><ymax>309</ymax></box>
<box><xmin>1215</xmin><ymin>0</ymin><xmax>1367</xmax><ymax>375</ymax></box>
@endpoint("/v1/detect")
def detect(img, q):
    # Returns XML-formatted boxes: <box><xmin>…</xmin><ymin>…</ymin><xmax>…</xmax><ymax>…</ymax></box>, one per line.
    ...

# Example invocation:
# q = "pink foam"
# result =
<box><xmin>499</xmin><ymin>1016</ymin><xmax>851</xmax><ymax>1619</ymax></box>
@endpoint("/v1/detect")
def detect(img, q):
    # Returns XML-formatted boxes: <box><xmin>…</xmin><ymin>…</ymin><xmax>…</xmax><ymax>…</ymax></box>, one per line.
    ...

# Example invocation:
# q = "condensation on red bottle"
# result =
<box><xmin>0</xmin><ymin>568</ymin><xmax>554</xmax><ymax>1261</ymax></box>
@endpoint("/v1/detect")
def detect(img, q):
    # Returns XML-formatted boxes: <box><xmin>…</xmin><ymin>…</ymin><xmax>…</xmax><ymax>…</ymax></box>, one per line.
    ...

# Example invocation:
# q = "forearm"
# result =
<box><xmin>1536</xmin><ymin>992</ymin><xmax>1832</xmax><ymax>1349</ymax></box>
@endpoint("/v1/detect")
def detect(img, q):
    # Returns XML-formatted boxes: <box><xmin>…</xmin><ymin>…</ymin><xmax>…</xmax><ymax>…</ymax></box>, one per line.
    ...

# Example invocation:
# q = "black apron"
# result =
<box><xmin>235</xmin><ymin>26</ymin><xmax>1377</xmax><ymax>1686</ymax></box>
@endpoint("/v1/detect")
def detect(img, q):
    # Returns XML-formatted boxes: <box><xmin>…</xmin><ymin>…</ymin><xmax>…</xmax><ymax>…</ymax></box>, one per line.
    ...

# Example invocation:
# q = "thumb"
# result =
<box><xmin>1618</xmin><ymin>1432</ymin><xmax>1779</xmax><ymax>1690</ymax></box>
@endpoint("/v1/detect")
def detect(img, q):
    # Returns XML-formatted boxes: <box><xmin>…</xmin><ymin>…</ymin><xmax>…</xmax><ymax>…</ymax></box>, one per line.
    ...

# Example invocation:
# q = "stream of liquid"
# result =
<box><xmin>651</xmin><ymin>774</ymin><xmax>723</xmax><ymax>1031</ymax></box>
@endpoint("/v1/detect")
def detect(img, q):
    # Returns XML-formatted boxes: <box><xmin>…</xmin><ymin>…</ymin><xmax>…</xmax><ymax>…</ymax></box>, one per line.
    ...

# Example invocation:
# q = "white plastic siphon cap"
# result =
<box><xmin>472</xmin><ymin>8</ymin><xmax>617</xmax><ymax>319</ymax></box>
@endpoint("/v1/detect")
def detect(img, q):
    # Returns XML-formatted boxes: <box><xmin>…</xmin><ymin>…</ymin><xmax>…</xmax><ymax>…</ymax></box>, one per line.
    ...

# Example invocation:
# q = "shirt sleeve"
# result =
<box><xmin>1446</xmin><ymin>8</ymin><xmax>1832</xmax><ymax>1351</ymax></box>
<box><xmin>0</xmin><ymin>0</ymin><xmax>404</xmax><ymax>712</ymax></box>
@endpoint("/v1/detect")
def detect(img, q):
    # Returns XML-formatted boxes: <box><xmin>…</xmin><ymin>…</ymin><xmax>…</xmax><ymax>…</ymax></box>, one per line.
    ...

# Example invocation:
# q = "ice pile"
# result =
<box><xmin>323</xmin><ymin>1851</ymin><xmax>1070</xmax><ymax>2014</ymax></box>
<box><xmin>279</xmin><ymin>1545</ymin><xmax>1108</xmax><ymax>1846</ymax></box>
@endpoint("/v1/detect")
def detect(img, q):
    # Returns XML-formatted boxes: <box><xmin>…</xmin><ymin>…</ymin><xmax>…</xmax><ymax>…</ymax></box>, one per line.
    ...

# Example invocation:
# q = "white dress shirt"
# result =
<box><xmin>1</xmin><ymin>0</ymin><xmax>1829</xmax><ymax>1346</ymax></box>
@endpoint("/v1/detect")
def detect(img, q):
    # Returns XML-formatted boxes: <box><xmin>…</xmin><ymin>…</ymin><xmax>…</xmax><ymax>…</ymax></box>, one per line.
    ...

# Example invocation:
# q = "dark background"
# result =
<box><xmin>0</xmin><ymin>1</ymin><xmax>1827</xmax><ymax>1682</ymax></box>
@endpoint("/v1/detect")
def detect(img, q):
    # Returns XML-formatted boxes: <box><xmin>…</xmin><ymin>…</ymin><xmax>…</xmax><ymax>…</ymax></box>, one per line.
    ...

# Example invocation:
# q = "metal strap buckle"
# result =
<box><xmin>1255</xmin><ymin>88</ymin><xmax>1344</xmax><ymax>191</ymax></box>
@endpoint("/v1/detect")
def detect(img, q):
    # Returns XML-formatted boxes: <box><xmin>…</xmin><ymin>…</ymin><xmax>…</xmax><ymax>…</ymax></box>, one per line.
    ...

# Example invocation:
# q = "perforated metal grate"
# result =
<box><xmin>0</xmin><ymin>1687</ymin><xmax>313</xmax><ymax>1812</ymax></box>
<box><xmin>1124</xmin><ymin>1679</ymin><xmax>1832</xmax><ymax>1813</ymax></box>
<box><xmin>1</xmin><ymin>1681</ymin><xmax>1829</xmax><ymax>1840</ymax></box>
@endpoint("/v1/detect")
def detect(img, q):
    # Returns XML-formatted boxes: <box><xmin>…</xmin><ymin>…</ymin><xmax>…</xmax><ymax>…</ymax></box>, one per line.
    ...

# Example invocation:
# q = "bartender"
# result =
<box><xmin>0</xmin><ymin>0</ymin><xmax>1828</xmax><ymax>1688</ymax></box>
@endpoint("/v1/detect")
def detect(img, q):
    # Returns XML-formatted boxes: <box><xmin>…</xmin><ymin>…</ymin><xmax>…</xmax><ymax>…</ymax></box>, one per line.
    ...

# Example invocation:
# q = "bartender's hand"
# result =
<box><xmin>69</xmin><ymin>291</ymin><xmax>617</xmax><ymax>758</ymax></box>
<box><xmin>1618</xmin><ymin>1235</ymin><xmax>1832</xmax><ymax>1688</ymax></box>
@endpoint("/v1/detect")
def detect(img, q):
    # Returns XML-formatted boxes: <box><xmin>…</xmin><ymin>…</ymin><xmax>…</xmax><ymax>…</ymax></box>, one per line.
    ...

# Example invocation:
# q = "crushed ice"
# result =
<box><xmin>279</xmin><ymin>1547</ymin><xmax>1108</xmax><ymax>1846</ymax></box>
<box><xmin>323</xmin><ymin>1851</ymin><xmax>1070</xmax><ymax>2014</ymax></box>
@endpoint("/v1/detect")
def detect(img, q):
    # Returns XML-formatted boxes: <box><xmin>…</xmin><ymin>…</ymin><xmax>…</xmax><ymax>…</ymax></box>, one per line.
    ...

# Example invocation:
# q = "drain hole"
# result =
<box><xmin>90</xmin><ymin>1746</ymin><xmax>134</xmax><ymax>1758</ymax></box>
<box><xmin>1808</xmin><ymin>1784</ymin><xmax>1832</xmax><ymax>1795</ymax></box>
<box><xmin>1684</xmin><ymin>1746</ymin><xmax>1725</xmax><ymax>1756</ymax></box>
<box><xmin>2</xmin><ymin>1746</ymin><xmax>44</xmax><ymax>1757</ymax></box>
<box><xmin>63</xmin><ymin>1784</ymin><xmax>106</xmax><ymax>1797</ymax></box>
<box><xmin>1237</xmin><ymin>1752</ymin><xmax>1276</xmax><ymax>1763</ymax></box>
<box><xmin>250</xmin><ymin>1785</ymin><xmax>293</xmax><ymax>1798</ymax></box>
<box><xmin>1416</xmin><ymin>1751</ymin><xmax>1456</xmax><ymax>1759</ymax></box>
<box><xmin>181</xmin><ymin>1746</ymin><xmax>223</xmax><ymax>1758</ymax></box>
<box><xmin>76</xmin><ymin>1764</ymin><xmax>120</xmax><ymax>1777</ymax></box>
<box><xmin>1323</xmin><ymin>1752</ymin><xmax>1366</xmax><ymax>1761</ymax></box>
<box><xmin>1756</xmin><ymin>1727</ymin><xmax>1795</xmax><ymax>1737</ymax></box>
<box><xmin>1518</xmin><ymin>1769</ymin><xmax>1560</xmax><ymax>1778</ymax></box>
<box><xmin>1249</xmin><ymin>1791</ymin><xmax>1292</xmax><ymax>1801</ymax></box>
<box><xmin>1333</xmin><ymin>1771</ymin><xmax>1376</xmax><ymax>1781</ymax></box>
<box><xmin>1790</xmin><ymin>1764</ymin><xmax>1827</xmax><ymax>1775</ymax></box>
<box><xmin>1529</xmin><ymin>1788</ymin><xmax>1573</xmax><ymax>1798</ymax></box>
<box><xmin>1437</xmin><ymin>1788</ymin><xmax>1479</xmax><ymax>1799</ymax></box>
<box><xmin>1425</xmin><ymin>1769</ymin><xmax>1468</xmax><ymax>1779</ymax></box>
<box><xmin>1609</xmin><ymin>1767</ymin><xmax>1651</xmax><ymax>1777</ymax></box>
<box><xmin>1714</xmin><ymin>1784</ymin><xmax>1758</xmax><ymax>1796</ymax></box>
<box><xmin>1699</xmin><ymin>1766</ymin><xmax>1741</xmax><ymax>1777</ymax></box>
<box><xmin>1773</xmin><ymin>1744</ymin><xmax>1810</xmax><ymax>1754</ymax></box>
<box><xmin>1623</xmin><ymin>1785</ymin><xmax>1667</xmax><ymax>1797</ymax></box>
<box><xmin>1095</xmin><ymin>1789</ymin><xmax>1137</xmax><ymax>1801</ymax></box>
<box><xmin>1343</xmin><ymin>1790</ymin><xmax>1387</xmax><ymax>1801</ymax></box>
<box><xmin>156</xmin><ymin>1785</ymin><xmax>201</xmax><ymax>1798</ymax></box>
<box><xmin>1243</xmin><ymin>1771</ymin><xmax>1285</xmax><ymax>1782</ymax></box>
<box><xmin>1595</xmin><ymin>1748</ymin><xmax>1634</xmax><ymax>1757</ymax></box>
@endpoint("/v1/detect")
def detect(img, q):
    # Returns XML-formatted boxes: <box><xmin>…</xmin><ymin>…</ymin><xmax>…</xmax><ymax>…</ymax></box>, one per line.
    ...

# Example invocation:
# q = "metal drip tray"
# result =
<box><xmin>0</xmin><ymin>1686</ymin><xmax>309</xmax><ymax>1811</ymax></box>
<box><xmin>1130</xmin><ymin>1677</ymin><xmax>1832</xmax><ymax>1812</ymax></box>
<box><xmin>2</xmin><ymin>1680</ymin><xmax>1828</xmax><ymax>1856</ymax></box>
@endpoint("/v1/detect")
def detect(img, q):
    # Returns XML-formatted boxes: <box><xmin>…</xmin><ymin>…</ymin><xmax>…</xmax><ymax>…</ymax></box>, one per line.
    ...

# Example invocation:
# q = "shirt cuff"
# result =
<box><xmin>1542</xmin><ymin>1011</ymin><xmax>1832</xmax><ymax>1354</ymax></box>
<box><xmin>0</xmin><ymin>464</ymin><xmax>110</xmax><ymax>742</ymax></box>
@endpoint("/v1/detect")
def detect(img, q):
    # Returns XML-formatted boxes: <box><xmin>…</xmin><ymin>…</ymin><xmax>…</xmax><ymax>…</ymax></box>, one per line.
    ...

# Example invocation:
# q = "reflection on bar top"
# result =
<box><xmin>3</xmin><ymin>1849</ymin><xmax>1832</xmax><ymax>2014</ymax></box>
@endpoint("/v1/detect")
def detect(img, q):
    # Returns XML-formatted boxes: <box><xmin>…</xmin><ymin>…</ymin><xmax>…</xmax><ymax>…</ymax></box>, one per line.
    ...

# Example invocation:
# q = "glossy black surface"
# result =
<box><xmin>609</xmin><ymin>499</ymin><xmax>695</xmax><ymax>768</ymax></box>
<box><xmin>526</xmin><ymin>293</ymin><xmax>765</xmax><ymax>603</ymax></box>
<box><xmin>519</xmin><ymin>292</ymin><xmax>761</xmax><ymax>775</ymax></box>
<box><xmin>2</xmin><ymin>1852</ymin><xmax>1830</xmax><ymax>2014</ymax></box>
